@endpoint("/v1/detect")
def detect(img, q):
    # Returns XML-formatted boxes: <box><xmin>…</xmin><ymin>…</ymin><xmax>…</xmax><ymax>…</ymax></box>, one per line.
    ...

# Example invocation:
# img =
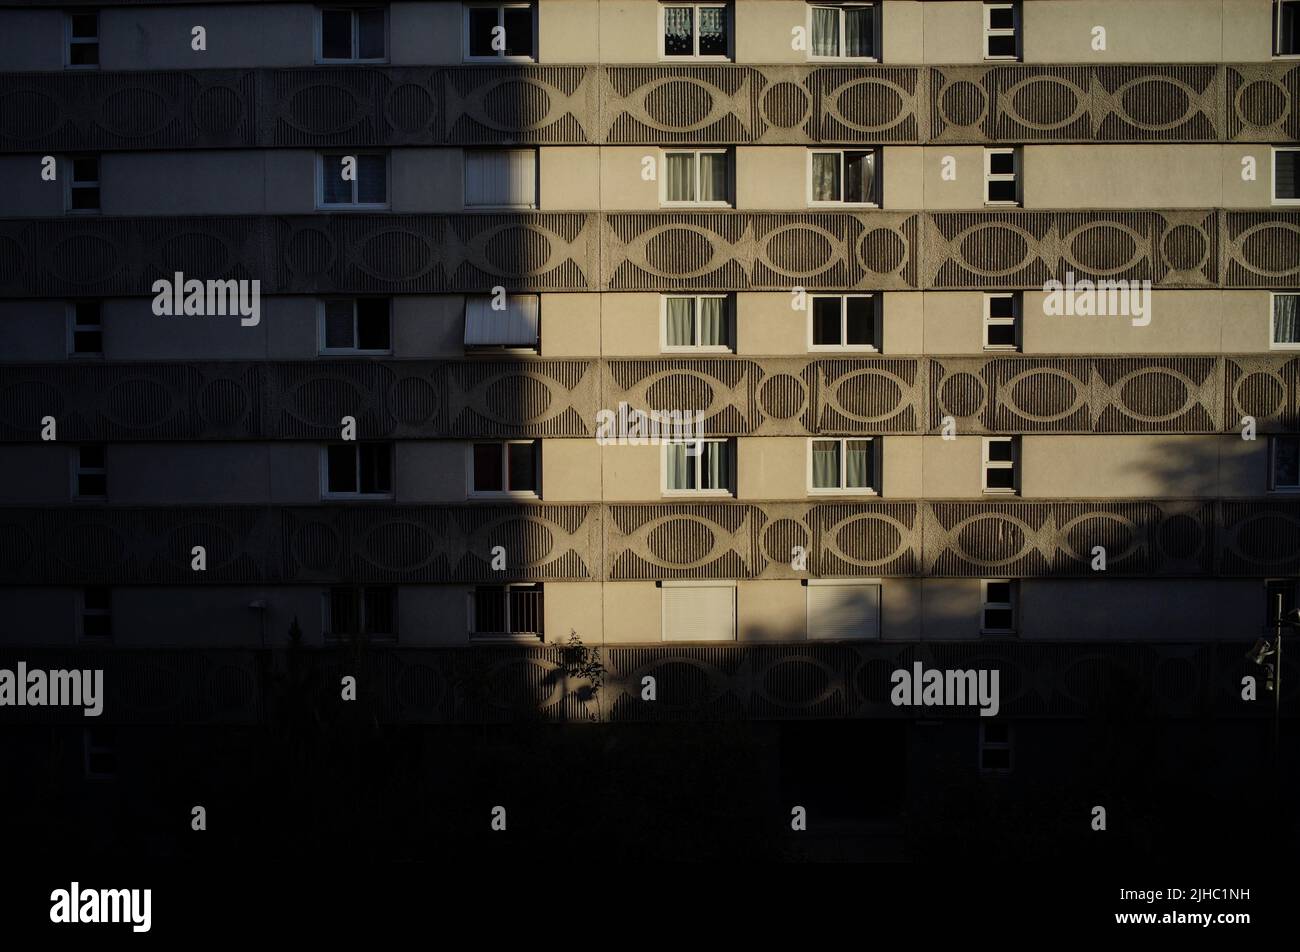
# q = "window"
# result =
<box><xmin>470</xmin><ymin>584</ymin><xmax>544</xmax><ymax>640</ymax></box>
<box><xmin>982</xmin><ymin>436</ymin><xmax>1018</xmax><ymax>494</ymax></box>
<box><xmin>1266</xmin><ymin>579</ymin><xmax>1298</xmax><ymax>626</ymax></box>
<box><xmin>806</xmin><ymin>2</ymin><xmax>877</xmax><ymax>60</ymax></box>
<box><xmin>981</xmin><ymin>579</ymin><xmax>1016</xmax><ymax>635</ymax></box>
<box><xmin>806</xmin><ymin>580</ymin><xmax>881</xmax><ymax>640</ymax></box>
<box><xmin>1273</xmin><ymin>294</ymin><xmax>1300</xmax><ymax>348</ymax></box>
<box><xmin>74</xmin><ymin>445</ymin><xmax>106</xmax><ymax>500</ymax></box>
<box><xmin>809</xmin><ymin>294</ymin><xmax>878</xmax><ymax>350</ymax></box>
<box><xmin>663</xmin><ymin>439</ymin><xmax>732</xmax><ymax>495</ymax></box>
<box><xmin>983</xmin><ymin>2</ymin><xmax>1020</xmax><ymax>60</ymax></box>
<box><xmin>983</xmin><ymin>292</ymin><xmax>1020</xmax><ymax>350</ymax></box>
<box><xmin>79</xmin><ymin>586</ymin><xmax>112</xmax><ymax>641</ymax></box>
<box><xmin>320</xmin><ymin>299</ymin><xmax>391</xmax><ymax>354</ymax></box>
<box><xmin>67</xmin><ymin>156</ymin><xmax>99</xmax><ymax>213</ymax></box>
<box><xmin>464</xmin><ymin>2</ymin><xmax>536</xmax><ymax>61</ymax></box>
<box><xmin>662</xmin><ymin>295</ymin><xmax>731</xmax><ymax>351</ymax></box>
<box><xmin>661</xmin><ymin>149</ymin><xmax>730</xmax><ymax>206</ymax></box>
<box><xmin>1274</xmin><ymin>147</ymin><xmax>1300</xmax><ymax>204</ymax></box>
<box><xmin>984</xmin><ymin>148</ymin><xmax>1020</xmax><ymax>205</ymax></box>
<box><xmin>471</xmin><ymin>441</ymin><xmax>540</xmax><ymax>497</ymax></box>
<box><xmin>1276</xmin><ymin>1</ymin><xmax>1300</xmax><ymax>56</ymax></box>
<box><xmin>83</xmin><ymin>728</ymin><xmax>116</xmax><ymax>780</ymax></box>
<box><xmin>1271</xmin><ymin>436</ymin><xmax>1300</xmax><ymax>491</ymax></box>
<box><xmin>661</xmin><ymin>3</ymin><xmax>730</xmax><ymax>59</ymax></box>
<box><xmin>979</xmin><ymin>722</ymin><xmax>1013</xmax><ymax>773</ymax></box>
<box><xmin>323</xmin><ymin>443</ymin><xmax>393</xmax><ymax>498</ymax></box>
<box><xmin>66</xmin><ymin>11</ymin><xmax>99</xmax><ymax>68</ymax></box>
<box><xmin>68</xmin><ymin>301</ymin><xmax>102</xmax><ymax>356</ymax></box>
<box><xmin>317</xmin><ymin>7</ymin><xmax>387</xmax><ymax>62</ymax></box>
<box><xmin>809</xmin><ymin>149</ymin><xmax>878</xmax><ymax>205</ymax></box>
<box><xmin>464</xmin><ymin>294</ymin><xmax>540</xmax><ymax>351</ymax></box>
<box><xmin>318</xmin><ymin>152</ymin><xmax>388</xmax><ymax>208</ymax></box>
<box><xmin>325</xmin><ymin>586</ymin><xmax>396</xmax><ymax>640</ymax></box>
<box><xmin>809</xmin><ymin>438</ymin><xmax>876</xmax><ymax>494</ymax></box>
<box><xmin>464</xmin><ymin>149</ymin><xmax>537</xmax><ymax>208</ymax></box>
<box><xmin>662</xmin><ymin>581</ymin><xmax>736</xmax><ymax>641</ymax></box>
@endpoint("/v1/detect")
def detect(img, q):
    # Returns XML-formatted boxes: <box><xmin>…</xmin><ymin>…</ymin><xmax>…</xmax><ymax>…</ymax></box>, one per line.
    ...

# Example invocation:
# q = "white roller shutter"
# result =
<box><xmin>662</xmin><ymin>584</ymin><xmax>735</xmax><ymax>642</ymax></box>
<box><xmin>807</xmin><ymin>582</ymin><xmax>880</xmax><ymax>640</ymax></box>
<box><xmin>464</xmin><ymin>295</ymin><xmax>539</xmax><ymax>347</ymax></box>
<box><xmin>464</xmin><ymin>149</ymin><xmax>536</xmax><ymax>207</ymax></box>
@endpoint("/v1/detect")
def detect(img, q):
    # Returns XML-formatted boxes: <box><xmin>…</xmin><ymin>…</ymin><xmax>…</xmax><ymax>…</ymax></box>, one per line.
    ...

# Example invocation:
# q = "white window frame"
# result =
<box><xmin>462</xmin><ymin>2</ymin><xmax>538</xmax><ymax>63</ymax></box>
<box><xmin>659</xmin><ymin>2</ymin><xmax>733</xmax><ymax>61</ymax></box>
<box><xmin>660</xmin><ymin>294</ymin><xmax>733</xmax><ymax>352</ymax></box>
<box><xmin>468</xmin><ymin>440</ymin><xmax>541</xmax><ymax>499</ymax></box>
<box><xmin>316</xmin><ymin>151</ymin><xmax>390</xmax><ymax>210</ymax></box>
<box><xmin>807</xmin><ymin>148</ymin><xmax>879</xmax><ymax>207</ymax></box>
<box><xmin>660</xmin><ymin>580</ymin><xmax>737</xmax><ymax>642</ymax></box>
<box><xmin>979</xmin><ymin>722</ymin><xmax>1014</xmax><ymax>773</ymax></box>
<box><xmin>1269</xmin><ymin>435</ymin><xmax>1300</xmax><ymax>492</ymax></box>
<box><xmin>1276</xmin><ymin>0</ymin><xmax>1300</xmax><ymax>57</ymax></box>
<box><xmin>67</xmin><ymin>300</ymin><xmax>103</xmax><ymax>357</ymax></box>
<box><xmin>982</xmin><ymin>436</ymin><xmax>1018</xmax><ymax>494</ymax></box>
<box><xmin>805</xmin><ymin>2</ymin><xmax>879</xmax><ymax>62</ymax></box>
<box><xmin>468</xmin><ymin>582</ymin><xmax>545</xmax><ymax>641</ymax></box>
<box><xmin>65</xmin><ymin>10</ymin><xmax>99</xmax><ymax>70</ymax></box>
<box><xmin>1273</xmin><ymin>147</ymin><xmax>1300</xmax><ymax>205</ymax></box>
<box><xmin>984</xmin><ymin>147</ymin><xmax>1020</xmax><ymax>206</ymax></box>
<box><xmin>318</xmin><ymin>298</ymin><xmax>392</xmax><ymax>355</ymax></box>
<box><xmin>66</xmin><ymin>155</ymin><xmax>100</xmax><ymax>214</ymax></box>
<box><xmin>661</xmin><ymin>438</ymin><xmax>733</xmax><ymax>497</ymax></box>
<box><xmin>806</xmin><ymin>579</ymin><xmax>882</xmax><ymax>641</ymax></box>
<box><xmin>315</xmin><ymin>6</ymin><xmax>389</xmax><ymax>64</ymax></box>
<box><xmin>659</xmin><ymin>148</ymin><xmax>731</xmax><ymax>207</ymax></box>
<box><xmin>1271</xmin><ymin>293</ymin><xmax>1300</xmax><ymax>349</ymax></box>
<box><xmin>806</xmin><ymin>437</ymin><xmax>878</xmax><ymax>496</ymax></box>
<box><xmin>83</xmin><ymin>727</ymin><xmax>116</xmax><ymax>780</ymax></box>
<box><xmin>807</xmin><ymin>293</ymin><xmax>879</xmax><ymax>351</ymax></box>
<box><xmin>980</xmin><ymin>578</ymin><xmax>1017</xmax><ymax>636</ymax></box>
<box><xmin>320</xmin><ymin>443</ymin><xmax>394</xmax><ymax>500</ymax></box>
<box><xmin>72</xmin><ymin>444</ymin><xmax>106</xmax><ymax>501</ymax></box>
<box><xmin>462</xmin><ymin>148</ymin><xmax>538</xmax><ymax>209</ymax></box>
<box><xmin>983</xmin><ymin>292</ymin><xmax>1020</xmax><ymax>351</ymax></box>
<box><xmin>983</xmin><ymin>2</ymin><xmax>1020</xmax><ymax>61</ymax></box>
<box><xmin>323</xmin><ymin>586</ymin><xmax>397</xmax><ymax>641</ymax></box>
<box><xmin>77</xmin><ymin>587</ymin><xmax>112</xmax><ymax>642</ymax></box>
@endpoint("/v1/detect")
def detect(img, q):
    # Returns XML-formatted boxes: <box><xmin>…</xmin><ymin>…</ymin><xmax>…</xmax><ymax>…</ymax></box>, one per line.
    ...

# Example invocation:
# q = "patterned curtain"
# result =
<box><xmin>1275</xmin><ymin>295</ymin><xmax>1300</xmax><ymax>344</ymax></box>
<box><xmin>698</xmin><ymin>5</ymin><xmax>726</xmax><ymax>55</ymax></box>
<box><xmin>812</xmin><ymin>441</ymin><xmax>840</xmax><ymax>488</ymax></box>
<box><xmin>811</xmin><ymin>7</ymin><xmax>839</xmax><ymax>56</ymax></box>
<box><xmin>698</xmin><ymin>297</ymin><xmax>725</xmax><ymax>346</ymax></box>
<box><xmin>845</xmin><ymin>440</ymin><xmax>872</xmax><ymax>489</ymax></box>
<box><xmin>666</xmin><ymin>152</ymin><xmax>695</xmax><ymax>201</ymax></box>
<box><xmin>811</xmin><ymin>153</ymin><xmax>840</xmax><ymax>202</ymax></box>
<box><xmin>663</xmin><ymin>6</ymin><xmax>693</xmax><ymax>55</ymax></box>
<box><xmin>666</xmin><ymin>297</ymin><xmax>695</xmax><ymax>346</ymax></box>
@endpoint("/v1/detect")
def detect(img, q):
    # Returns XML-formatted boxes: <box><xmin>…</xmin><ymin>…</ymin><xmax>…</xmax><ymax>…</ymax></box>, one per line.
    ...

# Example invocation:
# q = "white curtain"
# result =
<box><xmin>666</xmin><ymin>443</ymin><xmax>692</xmax><ymax>489</ymax></box>
<box><xmin>812</xmin><ymin>152</ymin><xmax>840</xmax><ymax>202</ymax></box>
<box><xmin>812</xmin><ymin>441</ymin><xmax>839</xmax><ymax>488</ymax></box>
<box><xmin>698</xmin><ymin>297</ymin><xmax>724</xmax><ymax>346</ymax></box>
<box><xmin>845</xmin><ymin>440</ymin><xmax>872</xmax><ymax>489</ymax></box>
<box><xmin>666</xmin><ymin>153</ymin><xmax>695</xmax><ymax>201</ymax></box>
<box><xmin>666</xmin><ymin>297</ymin><xmax>694</xmax><ymax>346</ymax></box>
<box><xmin>699</xmin><ymin>152</ymin><xmax>727</xmax><ymax>201</ymax></box>
<box><xmin>1275</xmin><ymin>295</ymin><xmax>1300</xmax><ymax>344</ymax></box>
<box><xmin>701</xmin><ymin>441</ymin><xmax>726</xmax><ymax>489</ymax></box>
<box><xmin>845</xmin><ymin>6</ymin><xmax>873</xmax><ymax>57</ymax></box>
<box><xmin>811</xmin><ymin>7</ymin><xmax>839</xmax><ymax>56</ymax></box>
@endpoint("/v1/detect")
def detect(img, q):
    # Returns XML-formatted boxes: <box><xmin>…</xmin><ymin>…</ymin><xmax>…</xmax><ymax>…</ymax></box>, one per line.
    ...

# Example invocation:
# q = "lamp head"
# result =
<box><xmin>1247</xmin><ymin>637</ymin><xmax>1276</xmax><ymax>665</ymax></box>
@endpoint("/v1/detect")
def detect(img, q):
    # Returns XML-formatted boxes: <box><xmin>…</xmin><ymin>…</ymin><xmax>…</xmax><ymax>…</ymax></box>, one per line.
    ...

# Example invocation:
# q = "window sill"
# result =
<box><xmin>320</xmin><ymin>349</ymin><xmax>393</xmax><ymax>357</ymax></box>
<box><xmin>316</xmin><ymin>204</ymin><xmax>392</xmax><ymax>212</ymax></box>
<box><xmin>469</xmin><ymin>491</ymin><xmax>541</xmax><ymax>500</ymax></box>
<box><xmin>1269</xmin><ymin>343</ymin><xmax>1300</xmax><ymax>351</ymax></box>
<box><xmin>659</xmin><ymin>55</ymin><xmax>734</xmax><ymax>63</ymax></box>
<box><xmin>808</xmin><ymin>201</ymin><xmax>879</xmax><ymax>209</ymax></box>
<box><xmin>463</xmin><ymin>203</ymin><xmax>539</xmax><ymax>211</ymax></box>
<box><xmin>981</xmin><ymin>489</ymin><xmax>1019</xmax><ymax>496</ymax></box>
<box><xmin>662</xmin><ymin>490</ymin><xmax>734</xmax><ymax>498</ymax></box>
<box><xmin>321</xmin><ymin>494</ymin><xmax>395</xmax><ymax>501</ymax></box>
<box><xmin>808</xmin><ymin>345</ymin><xmax>880</xmax><ymax>353</ymax></box>
<box><xmin>660</xmin><ymin>202</ymin><xmax>733</xmax><ymax>209</ymax></box>
<box><xmin>807</xmin><ymin>55</ymin><xmax>879</xmax><ymax>63</ymax></box>
<box><xmin>808</xmin><ymin>488</ymin><xmax>879</xmax><ymax>497</ymax></box>
<box><xmin>470</xmin><ymin>633</ymin><xmax>544</xmax><ymax>643</ymax></box>
<box><xmin>316</xmin><ymin>58</ymin><xmax>390</xmax><ymax>65</ymax></box>
<box><xmin>662</xmin><ymin>346</ymin><xmax>734</xmax><ymax>354</ymax></box>
<box><xmin>463</xmin><ymin>56</ymin><xmax>539</xmax><ymax>64</ymax></box>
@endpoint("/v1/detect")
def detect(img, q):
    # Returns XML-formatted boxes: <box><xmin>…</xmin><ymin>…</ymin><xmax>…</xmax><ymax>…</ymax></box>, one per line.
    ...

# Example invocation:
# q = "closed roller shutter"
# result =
<box><xmin>807</xmin><ymin>583</ymin><xmax>880</xmax><ymax>640</ymax></box>
<box><xmin>662</xmin><ymin>584</ymin><xmax>736</xmax><ymax>642</ymax></box>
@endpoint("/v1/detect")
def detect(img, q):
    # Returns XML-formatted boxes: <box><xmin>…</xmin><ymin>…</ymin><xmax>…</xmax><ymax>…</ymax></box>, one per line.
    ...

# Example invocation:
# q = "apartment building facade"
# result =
<box><xmin>0</xmin><ymin>0</ymin><xmax>1297</xmax><ymax>733</ymax></box>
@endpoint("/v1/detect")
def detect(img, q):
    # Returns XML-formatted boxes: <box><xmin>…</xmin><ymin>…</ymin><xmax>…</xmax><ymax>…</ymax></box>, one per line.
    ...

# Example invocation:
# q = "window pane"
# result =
<box><xmin>698</xmin><ymin>297</ymin><xmax>726</xmax><ymax>346</ymax></box>
<box><xmin>508</xmin><ymin>586</ymin><xmax>542</xmax><ymax>634</ymax></box>
<box><xmin>987</xmin><ymin>295</ymin><xmax>1015</xmax><ymax>319</ymax></box>
<box><xmin>363</xmin><ymin>587</ymin><xmax>394</xmax><ymax>635</ymax></box>
<box><xmin>69</xmin><ymin>43</ymin><xmax>99</xmax><ymax>66</ymax></box>
<box><xmin>663</xmin><ymin>6</ymin><xmax>693</xmax><ymax>55</ymax></box>
<box><xmin>357</xmin><ymin>8</ymin><xmax>386</xmax><ymax>58</ymax></box>
<box><xmin>1277</xmin><ymin>150</ymin><xmax>1300</xmax><ymax>199</ymax></box>
<box><xmin>699</xmin><ymin>152</ymin><xmax>727</xmax><ymax>202</ymax></box>
<box><xmin>327</xmin><ymin>444</ymin><xmax>357</xmax><ymax>493</ymax></box>
<box><xmin>330</xmin><ymin>588</ymin><xmax>361</xmax><ymax>634</ymax></box>
<box><xmin>1275</xmin><ymin>295</ymin><xmax>1300</xmax><ymax>343</ymax></box>
<box><xmin>84</xmin><ymin>587</ymin><xmax>110</xmax><ymax>610</ymax></box>
<box><xmin>665</xmin><ymin>297</ymin><xmax>695</xmax><ymax>347</ymax></box>
<box><xmin>698</xmin><ymin>5</ymin><xmax>727</xmax><ymax>55</ymax></box>
<box><xmin>503</xmin><ymin>6</ymin><xmax>533</xmax><ymax>56</ymax></box>
<box><xmin>844</xmin><ymin>6</ymin><xmax>874</xmax><ymax>57</ymax></box>
<box><xmin>666</xmin><ymin>443</ymin><xmax>692</xmax><ymax>489</ymax></box>
<box><xmin>987</xmin><ymin>179</ymin><xmax>1018</xmax><ymax>203</ymax></box>
<box><xmin>983</xmin><ymin>607</ymin><xmax>1013</xmax><ymax>630</ymax></box>
<box><xmin>73</xmin><ymin>330</ymin><xmax>102</xmax><ymax>354</ymax></box>
<box><xmin>988</xmin><ymin>6</ymin><xmax>1016</xmax><ymax>30</ymax></box>
<box><xmin>987</xmin><ymin>440</ymin><xmax>1015</xmax><ymax>462</ymax></box>
<box><xmin>468</xmin><ymin>7</ymin><xmax>497</xmax><ymax>57</ymax></box>
<box><xmin>79</xmin><ymin>445</ymin><xmax>105</xmax><ymax>468</ymax></box>
<box><xmin>665</xmin><ymin>152</ymin><xmax>695</xmax><ymax>202</ymax></box>
<box><xmin>810</xmin><ymin>7</ymin><xmax>839</xmax><ymax>56</ymax></box>
<box><xmin>812</xmin><ymin>297</ymin><xmax>842</xmax><ymax>345</ymax></box>
<box><xmin>811</xmin><ymin>441</ymin><xmax>840</xmax><ymax>489</ymax></box>
<box><xmin>1285</xmin><ymin>3</ymin><xmax>1300</xmax><ymax>55</ymax></box>
<box><xmin>474</xmin><ymin>443</ymin><xmax>504</xmax><ymax>492</ymax></box>
<box><xmin>70</xmin><ymin>187</ymin><xmax>100</xmax><ymax>211</ymax></box>
<box><xmin>701</xmin><ymin>440</ymin><xmax>727</xmax><ymax>489</ymax></box>
<box><xmin>987</xmin><ymin>33</ymin><xmax>1017</xmax><ymax>57</ymax></box>
<box><xmin>811</xmin><ymin>152</ymin><xmax>840</xmax><ymax>202</ymax></box>
<box><xmin>356</xmin><ymin>299</ymin><xmax>390</xmax><ymax>350</ymax></box>
<box><xmin>986</xmin><ymin>323</ymin><xmax>1017</xmax><ymax>347</ymax></box>
<box><xmin>986</xmin><ymin>467</ymin><xmax>1016</xmax><ymax>490</ymax></box>
<box><xmin>507</xmin><ymin>442</ymin><xmax>536</xmax><ymax>492</ymax></box>
<box><xmin>321</xmin><ymin>10</ymin><xmax>353</xmax><ymax>59</ymax></box>
<box><xmin>844</xmin><ymin>151</ymin><xmax>874</xmax><ymax>203</ymax></box>
<box><xmin>357</xmin><ymin>154</ymin><xmax>386</xmax><ymax>204</ymax></box>
<box><xmin>981</xmin><ymin>747</ymin><xmax>1012</xmax><ymax>770</ymax></box>
<box><xmin>324</xmin><ymin>301</ymin><xmax>355</xmax><ymax>349</ymax></box>
<box><xmin>474</xmin><ymin>587</ymin><xmax>506</xmax><ymax>633</ymax></box>
<box><xmin>844</xmin><ymin>440</ymin><xmax>872</xmax><ymax>488</ymax></box>
<box><xmin>322</xmin><ymin>156</ymin><xmax>351</xmax><ymax>204</ymax></box>
<box><xmin>75</xmin><ymin>301</ymin><xmax>100</xmax><ymax>325</ymax></box>
<box><xmin>71</xmin><ymin>14</ymin><xmax>98</xmax><ymax>38</ymax></box>
<box><xmin>78</xmin><ymin>473</ymin><xmax>107</xmax><ymax>497</ymax></box>
<box><xmin>985</xmin><ymin>582</ymin><xmax>1012</xmax><ymax>603</ymax></box>
<box><xmin>988</xmin><ymin>151</ymin><xmax>1016</xmax><ymax>175</ymax></box>
<box><xmin>72</xmin><ymin>157</ymin><xmax>98</xmax><ymax>182</ymax></box>
<box><xmin>358</xmin><ymin>443</ymin><xmax>391</xmax><ymax>494</ymax></box>
<box><xmin>845</xmin><ymin>297</ymin><xmax>874</xmax><ymax>345</ymax></box>
<box><xmin>1276</xmin><ymin>438</ymin><xmax>1300</xmax><ymax>487</ymax></box>
<box><xmin>83</xmin><ymin>614</ymin><xmax>112</xmax><ymax>639</ymax></box>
